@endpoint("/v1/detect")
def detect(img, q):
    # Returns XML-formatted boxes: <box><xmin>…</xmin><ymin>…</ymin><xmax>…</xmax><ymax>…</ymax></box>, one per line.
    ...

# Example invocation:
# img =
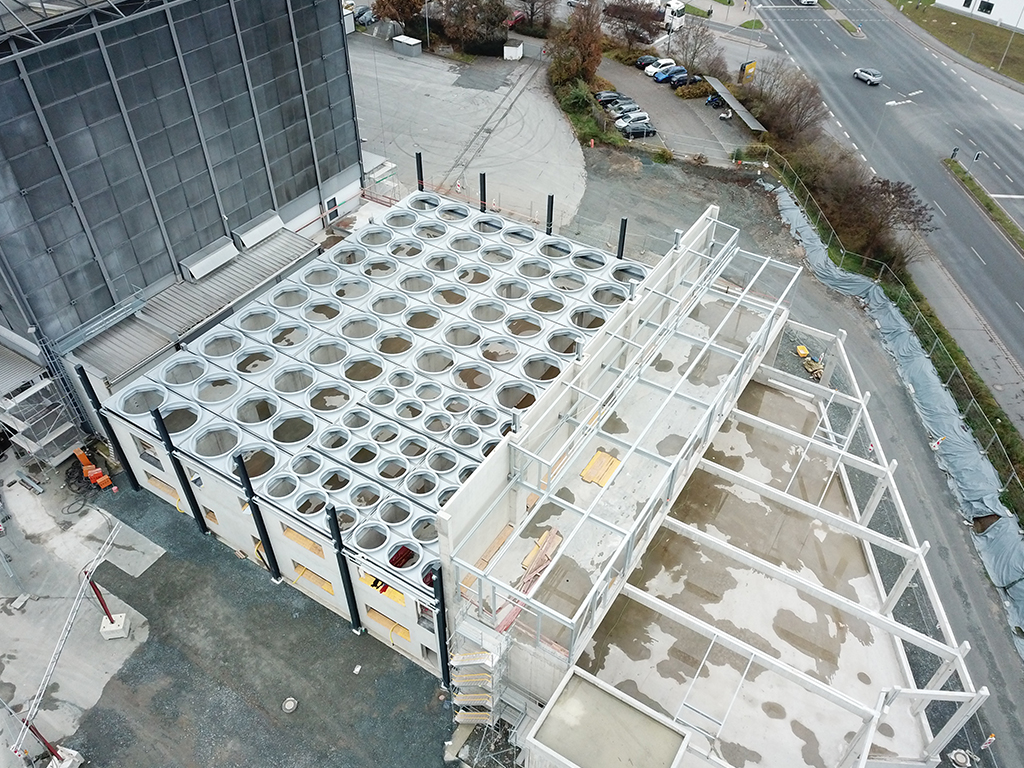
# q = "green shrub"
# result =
<box><xmin>675</xmin><ymin>81</ymin><xmax>715</xmax><ymax>99</ymax></box>
<box><xmin>653</xmin><ymin>147</ymin><xmax>674</xmax><ymax>163</ymax></box>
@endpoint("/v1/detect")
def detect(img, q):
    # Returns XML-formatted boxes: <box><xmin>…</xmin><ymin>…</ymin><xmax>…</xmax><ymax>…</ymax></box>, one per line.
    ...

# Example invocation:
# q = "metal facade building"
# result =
<box><xmin>0</xmin><ymin>0</ymin><xmax>362</xmax><ymax>345</ymax></box>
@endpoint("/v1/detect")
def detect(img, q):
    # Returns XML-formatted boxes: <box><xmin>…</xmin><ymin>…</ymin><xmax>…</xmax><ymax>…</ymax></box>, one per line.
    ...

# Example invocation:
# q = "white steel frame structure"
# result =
<box><xmin>441</xmin><ymin>207</ymin><xmax>986</xmax><ymax>767</ymax></box>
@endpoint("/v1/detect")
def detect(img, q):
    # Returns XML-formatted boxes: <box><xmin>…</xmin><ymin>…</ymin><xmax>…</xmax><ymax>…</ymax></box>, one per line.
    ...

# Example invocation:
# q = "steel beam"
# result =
<box><xmin>227</xmin><ymin>0</ymin><xmax>279</xmax><ymax>210</ymax></box>
<box><xmin>623</xmin><ymin>584</ymin><xmax>876</xmax><ymax>719</ymax></box>
<box><xmin>697</xmin><ymin>459</ymin><xmax>918</xmax><ymax>561</ymax></box>
<box><xmin>284</xmin><ymin>0</ymin><xmax>326</xmax><ymax>220</ymax></box>
<box><xmin>93</xmin><ymin>19</ymin><xmax>180</xmax><ymax>274</ymax></box>
<box><xmin>234</xmin><ymin>453</ymin><xmax>281</xmax><ymax>581</ymax></box>
<box><xmin>75</xmin><ymin>364</ymin><xmax>139</xmax><ymax>492</ymax></box>
<box><xmin>151</xmin><ymin>408</ymin><xmax>208</xmax><ymax>535</ymax></box>
<box><xmin>12</xmin><ymin>44</ymin><xmax>118</xmax><ymax>305</ymax></box>
<box><xmin>432</xmin><ymin>565</ymin><xmax>452</xmax><ymax>690</ymax></box>
<box><xmin>326</xmin><ymin>504</ymin><xmax>364</xmax><ymax>634</ymax></box>
<box><xmin>661</xmin><ymin>515</ymin><xmax>960</xmax><ymax>662</ymax></box>
<box><xmin>163</xmin><ymin>7</ymin><xmax>231</xmax><ymax>239</ymax></box>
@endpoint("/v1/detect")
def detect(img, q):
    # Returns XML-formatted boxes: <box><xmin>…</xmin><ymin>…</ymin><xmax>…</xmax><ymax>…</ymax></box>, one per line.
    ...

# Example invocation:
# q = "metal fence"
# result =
<box><xmin>753</xmin><ymin>144</ymin><xmax>1024</xmax><ymax>518</ymax></box>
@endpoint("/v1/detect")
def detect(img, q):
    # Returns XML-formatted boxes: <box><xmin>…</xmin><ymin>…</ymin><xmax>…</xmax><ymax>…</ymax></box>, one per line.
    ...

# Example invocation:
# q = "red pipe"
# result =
<box><xmin>24</xmin><ymin>720</ymin><xmax>60</xmax><ymax>759</ymax></box>
<box><xmin>84</xmin><ymin>570</ymin><xmax>114</xmax><ymax>623</ymax></box>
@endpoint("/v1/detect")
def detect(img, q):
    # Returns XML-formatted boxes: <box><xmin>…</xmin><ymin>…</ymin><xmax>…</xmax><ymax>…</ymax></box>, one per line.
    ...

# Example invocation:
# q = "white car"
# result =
<box><xmin>614</xmin><ymin>111</ymin><xmax>651</xmax><ymax>129</ymax></box>
<box><xmin>644</xmin><ymin>58</ymin><xmax>676</xmax><ymax>77</ymax></box>
<box><xmin>853</xmin><ymin>67</ymin><xmax>882</xmax><ymax>85</ymax></box>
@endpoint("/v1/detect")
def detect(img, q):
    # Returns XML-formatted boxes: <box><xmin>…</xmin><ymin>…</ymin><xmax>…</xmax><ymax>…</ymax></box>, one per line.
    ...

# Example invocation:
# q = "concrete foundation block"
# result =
<box><xmin>47</xmin><ymin>746</ymin><xmax>85</xmax><ymax>768</ymax></box>
<box><xmin>99</xmin><ymin>613</ymin><xmax>130</xmax><ymax>639</ymax></box>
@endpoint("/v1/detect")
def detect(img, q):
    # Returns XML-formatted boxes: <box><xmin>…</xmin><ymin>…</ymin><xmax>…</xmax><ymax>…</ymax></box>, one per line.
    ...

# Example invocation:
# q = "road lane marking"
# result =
<box><xmin>882</xmin><ymin>83</ymin><xmax>891</xmax><ymax>89</ymax></box>
<box><xmin>861</xmin><ymin>154</ymin><xmax>867</xmax><ymax>162</ymax></box>
<box><xmin>991</xmin><ymin>193</ymin><xmax>1024</xmax><ymax>198</ymax></box>
<box><xmin>982</xmin><ymin>94</ymin><xmax>989</xmax><ymax>101</ymax></box>
<box><xmin>869</xmin><ymin>166</ymin><xmax>876</xmax><ymax>174</ymax></box>
<box><xmin>994</xmin><ymin>162</ymin><xmax>1001</xmax><ymax>170</ymax></box>
<box><xmin>971</xmin><ymin>247</ymin><xmax>985</xmax><ymax>265</ymax></box>
<box><xmin>1018</xmin><ymin>302</ymin><xmax>1024</xmax><ymax>315</ymax></box>
<box><xmin>971</xmin><ymin>85</ymin><xmax>978</xmax><ymax>91</ymax></box>
<box><xmin>908</xmin><ymin>90</ymin><xmax>923</xmax><ymax>96</ymax></box>
<box><xmin>933</xmin><ymin>201</ymin><xmax>946</xmax><ymax>216</ymax></box>
<box><xmin>961</xmin><ymin>77</ymin><xmax>967</xmax><ymax>83</ymax></box>
<box><xmin>1016</xmin><ymin>124</ymin><xmax>1022</xmax><ymax>130</ymax></box>
<box><xmin>836</xmin><ymin>119</ymin><xmax>842</xmax><ymax>126</ymax></box>
<box><xmin>955</xmin><ymin>128</ymin><xmax>963</xmax><ymax>135</ymax></box>
<box><xmin>969</xmin><ymin>138</ymin><xmax>977</xmax><ymax>145</ymax></box>
<box><xmin>993</xmin><ymin>104</ymin><xmax>1000</xmax><ymax>110</ymax></box>
<box><xmin>950</xmin><ymin>69</ymin><xmax>957</xmax><ymax>75</ymax></box>
<box><xmin>1007</xmin><ymin>175</ymin><xmax>1014</xmax><ymax>183</ymax></box>
<box><xmin>851</xmin><ymin>142</ymin><xmax>858</xmax><ymax>149</ymax></box>
<box><xmin>844</xmin><ymin>131</ymin><xmax>850</xmax><ymax>138</ymax></box>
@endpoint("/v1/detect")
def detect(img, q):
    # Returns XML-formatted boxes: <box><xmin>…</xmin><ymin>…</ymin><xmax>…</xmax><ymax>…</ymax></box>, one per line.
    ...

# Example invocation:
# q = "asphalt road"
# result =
<box><xmin>753</xmin><ymin>0</ymin><xmax>1024</xmax><ymax>380</ymax></box>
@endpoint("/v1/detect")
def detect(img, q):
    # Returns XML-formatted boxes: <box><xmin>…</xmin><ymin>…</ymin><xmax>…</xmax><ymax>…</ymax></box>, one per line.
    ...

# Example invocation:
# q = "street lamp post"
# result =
<box><xmin>744</xmin><ymin>5</ymin><xmax>762</xmax><ymax>62</ymax></box>
<box><xmin>998</xmin><ymin>3</ymin><xmax>1024</xmax><ymax>72</ymax></box>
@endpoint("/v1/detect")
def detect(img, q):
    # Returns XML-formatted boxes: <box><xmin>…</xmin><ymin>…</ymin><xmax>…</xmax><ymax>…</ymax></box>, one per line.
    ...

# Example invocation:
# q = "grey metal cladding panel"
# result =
<box><xmin>0</xmin><ymin>345</ymin><xmax>44</xmax><ymax>398</ymax></box>
<box><xmin>0</xmin><ymin>113</ymin><xmax>47</xmax><ymax>160</ymax></box>
<box><xmin>0</xmin><ymin>192</ymin><xmax>34</xmax><ymax>236</ymax></box>
<box><xmin>55</xmin><ymin>131</ymin><xmax>100</xmax><ymax>170</ymax></box>
<box><xmin>9</xmin><ymin>146</ymin><xmax>60</xmax><ymax>189</ymax></box>
<box><xmin>0</xmin><ymin>225</ymin><xmax>46</xmax><ymax>268</ymax></box>
<box><xmin>75</xmin><ymin>315</ymin><xmax>172</xmax><ymax>380</ymax></box>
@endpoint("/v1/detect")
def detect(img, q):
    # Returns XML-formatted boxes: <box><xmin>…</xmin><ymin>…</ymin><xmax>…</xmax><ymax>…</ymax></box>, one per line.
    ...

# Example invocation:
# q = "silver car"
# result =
<box><xmin>853</xmin><ymin>67</ymin><xmax>882</xmax><ymax>85</ymax></box>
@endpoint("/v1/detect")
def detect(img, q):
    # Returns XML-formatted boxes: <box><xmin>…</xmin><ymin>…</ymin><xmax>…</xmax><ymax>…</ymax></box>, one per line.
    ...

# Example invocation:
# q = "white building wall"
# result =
<box><xmin>935</xmin><ymin>0</ymin><xmax>1024</xmax><ymax>28</ymax></box>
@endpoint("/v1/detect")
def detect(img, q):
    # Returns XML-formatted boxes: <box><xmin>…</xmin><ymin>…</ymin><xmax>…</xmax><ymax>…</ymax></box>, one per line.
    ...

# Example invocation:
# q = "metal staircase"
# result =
<box><xmin>449</xmin><ymin>616</ymin><xmax>508</xmax><ymax>725</ymax></box>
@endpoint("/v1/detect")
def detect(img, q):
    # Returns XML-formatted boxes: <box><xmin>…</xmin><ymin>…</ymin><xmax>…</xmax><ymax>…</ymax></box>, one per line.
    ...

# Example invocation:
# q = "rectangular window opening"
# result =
<box><xmin>281</xmin><ymin>524</ymin><xmax>324</xmax><ymax>557</ymax></box>
<box><xmin>292</xmin><ymin>560</ymin><xmax>334</xmax><ymax>594</ymax></box>
<box><xmin>422</xmin><ymin>644</ymin><xmax>439</xmax><ymax>665</ymax></box>
<box><xmin>367</xmin><ymin>607</ymin><xmax>410</xmax><ymax>642</ymax></box>
<box><xmin>144</xmin><ymin>471</ymin><xmax>179</xmax><ymax>499</ymax></box>
<box><xmin>203</xmin><ymin>506</ymin><xmax>218</xmax><ymax>524</ymax></box>
<box><xmin>417</xmin><ymin>601</ymin><xmax>434</xmax><ymax>632</ymax></box>
<box><xmin>978</xmin><ymin>0</ymin><xmax>993</xmax><ymax>11</ymax></box>
<box><xmin>134</xmin><ymin>436</ymin><xmax>163</xmax><ymax>470</ymax></box>
<box><xmin>359</xmin><ymin>569</ymin><xmax>405</xmax><ymax>605</ymax></box>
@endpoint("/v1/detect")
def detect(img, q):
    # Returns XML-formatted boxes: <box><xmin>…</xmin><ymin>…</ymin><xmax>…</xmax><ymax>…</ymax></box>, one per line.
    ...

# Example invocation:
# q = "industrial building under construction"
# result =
<box><xmin>95</xmin><ymin>192</ymin><xmax>986</xmax><ymax>768</ymax></box>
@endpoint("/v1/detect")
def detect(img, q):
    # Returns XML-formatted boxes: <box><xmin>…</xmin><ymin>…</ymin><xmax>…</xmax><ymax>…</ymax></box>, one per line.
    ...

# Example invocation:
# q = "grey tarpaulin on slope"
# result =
<box><xmin>767</xmin><ymin>180</ymin><xmax>1024</xmax><ymax>655</ymax></box>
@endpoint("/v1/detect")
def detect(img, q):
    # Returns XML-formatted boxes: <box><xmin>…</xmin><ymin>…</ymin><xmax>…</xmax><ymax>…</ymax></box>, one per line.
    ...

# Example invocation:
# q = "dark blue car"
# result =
<box><xmin>654</xmin><ymin>66</ymin><xmax>688</xmax><ymax>83</ymax></box>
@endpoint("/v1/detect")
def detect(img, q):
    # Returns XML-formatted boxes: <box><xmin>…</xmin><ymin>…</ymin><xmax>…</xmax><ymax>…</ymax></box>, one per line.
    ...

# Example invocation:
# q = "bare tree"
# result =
<box><xmin>517</xmin><ymin>0</ymin><xmax>554</xmax><ymax>26</ymax></box>
<box><xmin>373</xmin><ymin>0</ymin><xmax>424</xmax><ymax>23</ymax></box>
<box><xmin>667</xmin><ymin>18</ymin><xmax>720</xmax><ymax>74</ymax></box>
<box><xmin>604</xmin><ymin>0</ymin><xmax>662</xmax><ymax>50</ymax></box>
<box><xmin>741</xmin><ymin>56</ymin><xmax>829</xmax><ymax>143</ymax></box>
<box><xmin>440</xmin><ymin>0</ymin><xmax>509</xmax><ymax>47</ymax></box>
<box><xmin>548</xmin><ymin>0</ymin><xmax>603</xmax><ymax>85</ymax></box>
<box><xmin>858</xmin><ymin>178</ymin><xmax>935</xmax><ymax>262</ymax></box>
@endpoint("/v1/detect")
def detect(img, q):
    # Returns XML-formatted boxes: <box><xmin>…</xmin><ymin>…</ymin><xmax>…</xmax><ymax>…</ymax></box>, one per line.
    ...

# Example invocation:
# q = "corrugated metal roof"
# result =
<box><xmin>0</xmin><ymin>344</ymin><xmax>44</xmax><ymax>398</ymax></box>
<box><xmin>75</xmin><ymin>229</ymin><xmax>317</xmax><ymax>384</ymax></box>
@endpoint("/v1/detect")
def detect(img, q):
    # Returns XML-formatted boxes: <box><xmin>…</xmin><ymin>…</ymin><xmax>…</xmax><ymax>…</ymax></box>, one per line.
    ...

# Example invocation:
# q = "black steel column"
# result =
<box><xmin>327</xmin><ymin>505</ymin><xmax>364</xmax><ymax>634</ymax></box>
<box><xmin>479</xmin><ymin>173</ymin><xmax>487</xmax><ymax>213</ymax></box>
<box><xmin>415</xmin><ymin>152</ymin><xmax>425</xmax><ymax>192</ymax></box>
<box><xmin>234</xmin><ymin>454</ymin><xmax>281</xmax><ymax>581</ymax></box>
<box><xmin>75</xmin><ymin>365</ymin><xmax>139</xmax><ymax>492</ymax></box>
<box><xmin>151</xmin><ymin>409</ymin><xmax>208</xmax><ymax>535</ymax></box>
<box><xmin>545</xmin><ymin>194</ymin><xmax>554</xmax><ymax>235</ymax></box>
<box><xmin>432</xmin><ymin>566</ymin><xmax>452</xmax><ymax>690</ymax></box>
<box><xmin>616</xmin><ymin>217</ymin><xmax>628</xmax><ymax>260</ymax></box>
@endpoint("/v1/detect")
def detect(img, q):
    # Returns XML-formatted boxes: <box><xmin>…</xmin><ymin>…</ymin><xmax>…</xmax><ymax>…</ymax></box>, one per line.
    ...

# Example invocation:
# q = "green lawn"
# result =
<box><xmin>818</xmin><ymin>0</ymin><xmax>833</xmax><ymax>8</ymax></box>
<box><xmin>944</xmin><ymin>158</ymin><xmax>1024</xmax><ymax>252</ymax></box>
<box><xmin>740</xmin><ymin>19</ymin><xmax>764</xmax><ymax>29</ymax></box>
<box><xmin>892</xmin><ymin>0</ymin><xmax>1024</xmax><ymax>84</ymax></box>
<box><xmin>839</xmin><ymin>18</ymin><xmax>859</xmax><ymax>34</ymax></box>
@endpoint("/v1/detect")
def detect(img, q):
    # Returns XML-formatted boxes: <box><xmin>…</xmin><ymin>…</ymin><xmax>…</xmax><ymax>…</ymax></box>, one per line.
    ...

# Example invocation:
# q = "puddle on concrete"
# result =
<box><xmin>651</xmin><ymin>353</ymin><xmax>674</xmax><ymax>373</ymax></box>
<box><xmin>720</xmin><ymin>740</ymin><xmax>762</xmax><ymax>768</ymax></box>
<box><xmin>790</xmin><ymin>720</ymin><xmax>826</xmax><ymax>768</ymax></box>
<box><xmin>603</xmin><ymin>412</ymin><xmax>629</xmax><ymax>435</ymax></box>
<box><xmin>689</xmin><ymin>299</ymin><xmax>763</xmax><ymax>353</ymax></box>
<box><xmin>686</xmin><ymin>349</ymin><xmax>735</xmax><ymax>388</ymax></box>
<box><xmin>656</xmin><ymin>434</ymin><xmax>685</xmax><ymax>457</ymax></box>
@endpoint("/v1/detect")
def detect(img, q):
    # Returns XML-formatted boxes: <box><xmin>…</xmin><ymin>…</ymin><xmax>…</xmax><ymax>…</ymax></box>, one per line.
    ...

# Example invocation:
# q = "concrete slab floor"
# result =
<box><xmin>2</xmin><ymin>458</ymin><xmax>453</xmax><ymax>768</ymax></box>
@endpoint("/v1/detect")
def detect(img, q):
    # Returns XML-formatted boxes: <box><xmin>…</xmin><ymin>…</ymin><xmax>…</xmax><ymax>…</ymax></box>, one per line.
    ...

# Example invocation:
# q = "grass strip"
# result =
<box><xmin>943</xmin><ymin>158</ymin><xmax>1024</xmax><ymax>253</ymax></box>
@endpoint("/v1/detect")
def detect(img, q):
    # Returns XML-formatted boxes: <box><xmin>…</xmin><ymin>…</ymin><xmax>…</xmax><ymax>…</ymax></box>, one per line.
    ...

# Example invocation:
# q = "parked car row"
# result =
<box><xmin>594</xmin><ymin>89</ymin><xmax>658</xmax><ymax>139</ymax></box>
<box><xmin>635</xmin><ymin>54</ymin><xmax>703</xmax><ymax>88</ymax></box>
